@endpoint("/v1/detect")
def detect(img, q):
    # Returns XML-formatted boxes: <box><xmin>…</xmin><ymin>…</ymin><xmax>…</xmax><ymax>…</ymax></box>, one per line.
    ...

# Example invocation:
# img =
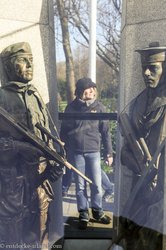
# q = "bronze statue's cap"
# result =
<box><xmin>135</xmin><ymin>42</ymin><xmax>166</xmax><ymax>64</ymax></box>
<box><xmin>1</xmin><ymin>42</ymin><xmax>32</xmax><ymax>60</ymax></box>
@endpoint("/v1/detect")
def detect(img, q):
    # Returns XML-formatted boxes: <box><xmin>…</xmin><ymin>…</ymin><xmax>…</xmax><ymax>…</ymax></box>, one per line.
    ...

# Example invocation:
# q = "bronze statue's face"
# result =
<box><xmin>142</xmin><ymin>62</ymin><xmax>163</xmax><ymax>88</ymax></box>
<box><xmin>9</xmin><ymin>55</ymin><xmax>33</xmax><ymax>83</ymax></box>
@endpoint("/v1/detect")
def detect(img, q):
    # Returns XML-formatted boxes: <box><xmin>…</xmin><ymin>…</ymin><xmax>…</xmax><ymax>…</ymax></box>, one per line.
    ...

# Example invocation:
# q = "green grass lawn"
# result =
<box><xmin>59</xmin><ymin>101</ymin><xmax>67</xmax><ymax>112</ymax></box>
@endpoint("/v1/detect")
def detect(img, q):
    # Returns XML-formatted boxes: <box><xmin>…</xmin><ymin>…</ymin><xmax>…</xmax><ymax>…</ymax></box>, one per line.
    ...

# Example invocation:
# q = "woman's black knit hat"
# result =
<box><xmin>75</xmin><ymin>77</ymin><xmax>96</xmax><ymax>97</ymax></box>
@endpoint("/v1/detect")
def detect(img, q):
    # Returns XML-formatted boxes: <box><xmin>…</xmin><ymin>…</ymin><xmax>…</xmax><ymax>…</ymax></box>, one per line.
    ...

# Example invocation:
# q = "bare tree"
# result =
<box><xmin>67</xmin><ymin>0</ymin><xmax>121</xmax><ymax>74</ymax></box>
<box><xmin>55</xmin><ymin>0</ymin><xmax>75</xmax><ymax>103</ymax></box>
<box><xmin>54</xmin><ymin>0</ymin><xmax>122</xmax><ymax>102</ymax></box>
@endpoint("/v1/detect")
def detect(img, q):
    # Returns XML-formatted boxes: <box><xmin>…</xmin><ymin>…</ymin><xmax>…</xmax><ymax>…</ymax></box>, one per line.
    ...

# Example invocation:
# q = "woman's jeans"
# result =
<box><xmin>74</xmin><ymin>152</ymin><xmax>103</xmax><ymax>219</ymax></box>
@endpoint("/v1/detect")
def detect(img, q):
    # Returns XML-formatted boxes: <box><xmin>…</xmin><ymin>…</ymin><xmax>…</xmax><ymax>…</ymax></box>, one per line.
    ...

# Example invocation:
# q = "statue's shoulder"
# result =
<box><xmin>128</xmin><ymin>88</ymin><xmax>147</xmax><ymax>115</ymax></box>
<box><xmin>0</xmin><ymin>85</ymin><xmax>8</xmax><ymax>107</ymax></box>
<box><xmin>131</xmin><ymin>88</ymin><xmax>147</xmax><ymax>106</ymax></box>
<box><xmin>0</xmin><ymin>83</ymin><xmax>20</xmax><ymax>107</ymax></box>
<box><xmin>0</xmin><ymin>83</ymin><xmax>16</xmax><ymax>97</ymax></box>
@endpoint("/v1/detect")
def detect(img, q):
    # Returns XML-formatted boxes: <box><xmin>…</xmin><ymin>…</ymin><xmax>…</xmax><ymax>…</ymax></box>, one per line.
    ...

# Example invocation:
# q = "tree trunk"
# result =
<box><xmin>56</xmin><ymin>0</ymin><xmax>75</xmax><ymax>103</ymax></box>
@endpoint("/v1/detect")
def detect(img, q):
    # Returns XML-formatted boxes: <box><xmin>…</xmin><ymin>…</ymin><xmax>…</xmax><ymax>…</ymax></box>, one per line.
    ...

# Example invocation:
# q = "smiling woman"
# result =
<box><xmin>60</xmin><ymin>77</ymin><xmax>113</xmax><ymax>230</ymax></box>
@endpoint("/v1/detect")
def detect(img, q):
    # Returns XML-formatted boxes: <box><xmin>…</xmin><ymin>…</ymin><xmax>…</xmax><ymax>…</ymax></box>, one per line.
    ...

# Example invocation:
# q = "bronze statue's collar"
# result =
<box><xmin>2</xmin><ymin>81</ymin><xmax>37</xmax><ymax>93</ymax></box>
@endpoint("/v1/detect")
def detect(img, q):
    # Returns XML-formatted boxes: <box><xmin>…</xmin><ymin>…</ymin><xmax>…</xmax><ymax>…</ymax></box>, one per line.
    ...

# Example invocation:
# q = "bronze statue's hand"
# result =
<box><xmin>45</xmin><ymin>161</ymin><xmax>64</xmax><ymax>182</ymax></box>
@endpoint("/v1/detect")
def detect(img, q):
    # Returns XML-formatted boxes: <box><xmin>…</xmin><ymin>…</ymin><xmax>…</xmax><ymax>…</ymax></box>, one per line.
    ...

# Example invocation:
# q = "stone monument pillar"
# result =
<box><xmin>0</xmin><ymin>0</ymin><xmax>63</xmax><ymax>246</ymax></box>
<box><xmin>114</xmin><ymin>0</ymin><xmax>166</xmax><ymax>249</ymax></box>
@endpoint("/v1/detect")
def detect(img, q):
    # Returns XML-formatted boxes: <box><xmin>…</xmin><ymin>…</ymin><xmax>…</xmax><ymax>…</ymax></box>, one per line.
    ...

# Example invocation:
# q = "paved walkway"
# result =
<box><xmin>62</xmin><ymin>182</ymin><xmax>114</xmax><ymax>239</ymax></box>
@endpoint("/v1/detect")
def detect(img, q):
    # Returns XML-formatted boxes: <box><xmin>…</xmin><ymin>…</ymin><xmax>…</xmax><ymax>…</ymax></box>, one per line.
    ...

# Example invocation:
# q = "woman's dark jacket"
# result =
<box><xmin>60</xmin><ymin>98</ymin><xmax>113</xmax><ymax>157</ymax></box>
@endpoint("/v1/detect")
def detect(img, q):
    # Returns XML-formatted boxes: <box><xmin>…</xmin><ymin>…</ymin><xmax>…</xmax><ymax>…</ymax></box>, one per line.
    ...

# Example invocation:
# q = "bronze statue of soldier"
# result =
<box><xmin>0</xmin><ymin>42</ymin><xmax>63</xmax><ymax>250</ymax></box>
<box><xmin>119</xmin><ymin>42</ymin><xmax>166</xmax><ymax>250</ymax></box>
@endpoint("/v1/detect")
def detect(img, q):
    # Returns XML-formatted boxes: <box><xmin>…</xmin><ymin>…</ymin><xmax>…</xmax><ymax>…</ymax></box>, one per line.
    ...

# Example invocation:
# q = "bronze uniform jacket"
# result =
<box><xmin>0</xmin><ymin>81</ymin><xmax>53</xmax><ymax>218</ymax></box>
<box><xmin>120</xmin><ymin>84</ymin><xmax>166</xmax><ymax>235</ymax></box>
<box><xmin>130</xmin><ymin>85</ymin><xmax>166</xmax><ymax>189</ymax></box>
